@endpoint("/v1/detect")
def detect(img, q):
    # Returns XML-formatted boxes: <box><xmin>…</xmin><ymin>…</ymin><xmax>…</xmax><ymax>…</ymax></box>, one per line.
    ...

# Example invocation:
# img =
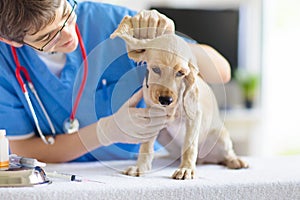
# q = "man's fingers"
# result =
<box><xmin>131</xmin><ymin>15</ymin><xmax>140</xmax><ymax>38</ymax></box>
<box><xmin>128</xmin><ymin>89</ymin><xmax>143</xmax><ymax>107</ymax></box>
<box><xmin>135</xmin><ymin>106</ymin><xmax>167</xmax><ymax>118</ymax></box>
<box><xmin>148</xmin><ymin>12</ymin><xmax>159</xmax><ymax>39</ymax></box>
<box><xmin>131</xmin><ymin>10</ymin><xmax>174</xmax><ymax>39</ymax></box>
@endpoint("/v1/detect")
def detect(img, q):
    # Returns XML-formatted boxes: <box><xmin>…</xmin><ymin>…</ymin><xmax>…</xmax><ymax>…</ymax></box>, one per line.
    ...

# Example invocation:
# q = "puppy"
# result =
<box><xmin>110</xmin><ymin>16</ymin><xmax>248</xmax><ymax>180</ymax></box>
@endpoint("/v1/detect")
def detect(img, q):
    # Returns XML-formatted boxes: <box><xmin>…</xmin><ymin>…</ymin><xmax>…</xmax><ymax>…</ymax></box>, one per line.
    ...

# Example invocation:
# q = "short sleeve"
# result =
<box><xmin>0</xmin><ymin>56</ymin><xmax>35</xmax><ymax>140</ymax></box>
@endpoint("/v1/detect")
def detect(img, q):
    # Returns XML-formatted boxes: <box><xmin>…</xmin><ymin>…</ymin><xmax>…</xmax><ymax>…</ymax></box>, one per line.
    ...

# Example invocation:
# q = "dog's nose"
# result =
<box><xmin>158</xmin><ymin>96</ymin><xmax>173</xmax><ymax>106</ymax></box>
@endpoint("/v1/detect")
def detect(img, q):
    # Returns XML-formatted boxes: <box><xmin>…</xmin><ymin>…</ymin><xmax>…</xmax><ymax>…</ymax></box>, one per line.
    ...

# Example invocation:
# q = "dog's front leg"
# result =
<box><xmin>172</xmin><ymin>119</ymin><xmax>200</xmax><ymax>180</ymax></box>
<box><xmin>123</xmin><ymin>137</ymin><xmax>156</xmax><ymax>176</ymax></box>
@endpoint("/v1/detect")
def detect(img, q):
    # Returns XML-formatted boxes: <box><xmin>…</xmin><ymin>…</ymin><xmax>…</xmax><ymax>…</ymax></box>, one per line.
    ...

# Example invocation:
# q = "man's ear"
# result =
<box><xmin>0</xmin><ymin>37</ymin><xmax>23</xmax><ymax>47</ymax></box>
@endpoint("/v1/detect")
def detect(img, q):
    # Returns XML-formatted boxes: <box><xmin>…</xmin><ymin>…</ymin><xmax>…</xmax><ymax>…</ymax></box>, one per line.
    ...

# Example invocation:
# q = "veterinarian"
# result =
<box><xmin>0</xmin><ymin>0</ymin><xmax>231</xmax><ymax>163</ymax></box>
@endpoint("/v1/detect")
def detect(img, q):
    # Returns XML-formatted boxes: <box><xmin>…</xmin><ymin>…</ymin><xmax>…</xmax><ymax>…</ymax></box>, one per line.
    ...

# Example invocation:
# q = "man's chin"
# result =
<box><xmin>54</xmin><ymin>38</ymin><xmax>79</xmax><ymax>53</ymax></box>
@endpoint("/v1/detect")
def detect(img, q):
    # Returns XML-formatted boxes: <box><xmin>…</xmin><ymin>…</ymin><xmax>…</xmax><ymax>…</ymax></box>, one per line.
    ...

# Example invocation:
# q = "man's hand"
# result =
<box><xmin>97</xmin><ymin>90</ymin><xmax>170</xmax><ymax>146</ymax></box>
<box><xmin>130</xmin><ymin>9</ymin><xmax>175</xmax><ymax>39</ymax></box>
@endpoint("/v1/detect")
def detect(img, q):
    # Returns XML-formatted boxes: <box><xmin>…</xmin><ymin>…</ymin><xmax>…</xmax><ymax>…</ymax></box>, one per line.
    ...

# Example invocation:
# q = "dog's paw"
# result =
<box><xmin>172</xmin><ymin>168</ymin><xmax>195</xmax><ymax>180</ymax></box>
<box><xmin>223</xmin><ymin>157</ymin><xmax>249</xmax><ymax>169</ymax></box>
<box><xmin>123</xmin><ymin>165</ymin><xmax>150</xmax><ymax>177</ymax></box>
<box><xmin>123</xmin><ymin>166</ymin><xmax>140</xmax><ymax>177</ymax></box>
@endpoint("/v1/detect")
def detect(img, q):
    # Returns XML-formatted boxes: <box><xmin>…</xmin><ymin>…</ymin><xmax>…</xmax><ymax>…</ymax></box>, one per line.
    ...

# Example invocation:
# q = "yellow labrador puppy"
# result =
<box><xmin>110</xmin><ymin>16</ymin><xmax>248</xmax><ymax>180</ymax></box>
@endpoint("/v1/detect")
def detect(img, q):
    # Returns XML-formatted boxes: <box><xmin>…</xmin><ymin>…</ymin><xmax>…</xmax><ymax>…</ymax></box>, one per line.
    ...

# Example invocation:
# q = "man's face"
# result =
<box><xmin>23</xmin><ymin>0</ymin><xmax>78</xmax><ymax>53</ymax></box>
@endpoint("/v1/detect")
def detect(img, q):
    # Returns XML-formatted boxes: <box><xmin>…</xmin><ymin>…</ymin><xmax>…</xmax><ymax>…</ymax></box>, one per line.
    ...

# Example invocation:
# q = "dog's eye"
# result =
<box><xmin>152</xmin><ymin>67</ymin><xmax>161</xmax><ymax>75</ymax></box>
<box><xmin>176</xmin><ymin>70</ymin><xmax>185</xmax><ymax>77</ymax></box>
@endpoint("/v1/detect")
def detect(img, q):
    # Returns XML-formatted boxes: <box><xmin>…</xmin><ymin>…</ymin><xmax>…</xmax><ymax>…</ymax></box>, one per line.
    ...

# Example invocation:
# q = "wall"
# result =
<box><xmin>261</xmin><ymin>0</ymin><xmax>300</xmax><ymax>155</ymax></box>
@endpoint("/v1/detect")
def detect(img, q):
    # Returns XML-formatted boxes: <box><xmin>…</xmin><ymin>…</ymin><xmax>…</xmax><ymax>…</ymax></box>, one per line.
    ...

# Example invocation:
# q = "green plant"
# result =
<box><xmin>234</xmin><ymin>69</ymin><xmax>260</xmax><ymax>108</ymax></box>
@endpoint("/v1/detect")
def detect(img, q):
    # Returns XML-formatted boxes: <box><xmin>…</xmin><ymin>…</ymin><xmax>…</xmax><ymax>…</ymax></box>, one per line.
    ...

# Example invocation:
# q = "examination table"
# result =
<box><xmin>0</xmin><ymin>155</ymin><xmax>299</xmax><ymax>200</ymax></box>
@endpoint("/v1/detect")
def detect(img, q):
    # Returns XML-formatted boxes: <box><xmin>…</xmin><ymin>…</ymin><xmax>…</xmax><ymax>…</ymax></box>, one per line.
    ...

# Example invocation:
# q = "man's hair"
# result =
<box><xmin>0</xmin><ymin>0</ymin><xmax>61</xmax><ymax>43</ymax></box>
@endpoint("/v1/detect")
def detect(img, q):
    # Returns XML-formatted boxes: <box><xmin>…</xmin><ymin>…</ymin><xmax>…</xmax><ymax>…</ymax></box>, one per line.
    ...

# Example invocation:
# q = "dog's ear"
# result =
<box><xmin>110</xmin><ymin>16</ymin><xmax>148</xmax><ymax>63</ymax></box>
<box><xmin>128</xmin><ymin>49</ymin><xmax>147</xmax><ymax>63</ymax></box>
<box><xmin>183</xmin><ymin>62</ymin><xmax>199</xmax><ymax>120</ymax></box>
<box><xmin>110</xmin><ymin>16</ymin><xmax>133</xmax><ymax>40</ymax></box>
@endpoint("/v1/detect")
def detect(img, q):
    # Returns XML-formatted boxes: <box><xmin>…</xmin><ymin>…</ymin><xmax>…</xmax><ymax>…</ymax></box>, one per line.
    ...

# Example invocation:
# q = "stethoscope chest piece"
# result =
<box><xmin>63</xmin><ymin>118</ymin><xmax>79</xmax><ymax>134</ymax></box>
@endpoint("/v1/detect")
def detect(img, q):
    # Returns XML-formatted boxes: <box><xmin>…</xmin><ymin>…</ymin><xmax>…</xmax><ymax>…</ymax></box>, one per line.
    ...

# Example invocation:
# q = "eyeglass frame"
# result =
<box><xmin>23</xmin><ymin>0</ymin><xmax>77</xmax><ymax>52</ymax></box>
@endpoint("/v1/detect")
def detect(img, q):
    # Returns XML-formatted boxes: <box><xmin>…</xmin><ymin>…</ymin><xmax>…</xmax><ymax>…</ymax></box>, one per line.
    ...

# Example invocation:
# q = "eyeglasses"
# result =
<box><xmin>24</xmin><ymin>0</ymin><xmax>77</xmax><ymax>51</ymax></box>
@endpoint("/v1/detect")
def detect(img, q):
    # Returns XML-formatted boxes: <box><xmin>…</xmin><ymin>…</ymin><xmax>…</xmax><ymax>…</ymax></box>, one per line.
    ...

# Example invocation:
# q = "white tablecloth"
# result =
<box><xmin>1</xmin><ymin>156</ymin><xmax>300</xmax><ymax>200</ymax></box>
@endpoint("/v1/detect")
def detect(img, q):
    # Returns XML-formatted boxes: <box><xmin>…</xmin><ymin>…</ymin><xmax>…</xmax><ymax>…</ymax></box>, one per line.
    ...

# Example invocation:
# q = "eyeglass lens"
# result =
<box><xmin>43</xmin><ymin>12</ymin><xmax>77</xmax><ymax>51</ymax></box>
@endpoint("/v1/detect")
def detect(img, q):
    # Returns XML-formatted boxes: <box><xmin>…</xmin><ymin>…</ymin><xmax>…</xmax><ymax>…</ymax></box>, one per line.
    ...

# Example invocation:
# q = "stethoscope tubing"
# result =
<box><xmin>11</xmin><ymin>47</ymin><xmax>56</xmax><ymax>144</ymax></box>
<box><xmin>10</xmin><ymin>24</ymin><xmax>88</xmax><ymax>145</ymax></box>
<box><xmin>70</xmin><ymin>25</ymin><xmax>88</xmax><ymax>122</ymax></box>
<box><xmin>24</xmin><ymin>91</ymin><xmax>50</xmax><ymax>144</ymax></box>
<box><xmin>28</xmin><ymin>82</ymin><xmax>56</xmax><ymax>136</ymax></box>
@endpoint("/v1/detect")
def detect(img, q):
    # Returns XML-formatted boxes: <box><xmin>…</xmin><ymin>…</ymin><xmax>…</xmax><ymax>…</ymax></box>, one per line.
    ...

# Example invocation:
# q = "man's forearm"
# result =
<box><xmin>189</xmin><ymin>43</ymin><xmax>231</xmax><ymax>84</ymax></box>
<box><xmin>9</xmin><ymin>122</ymin><xmax>101</xmax><ymax>163</ymax></box>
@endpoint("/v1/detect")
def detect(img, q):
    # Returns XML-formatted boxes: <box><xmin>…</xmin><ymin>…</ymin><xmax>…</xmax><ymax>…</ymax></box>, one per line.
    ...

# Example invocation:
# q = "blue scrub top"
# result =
<box><xmin>0</xmin><ymin>2</ymin><xmax>162</xmax><ymax>162</ymax></box>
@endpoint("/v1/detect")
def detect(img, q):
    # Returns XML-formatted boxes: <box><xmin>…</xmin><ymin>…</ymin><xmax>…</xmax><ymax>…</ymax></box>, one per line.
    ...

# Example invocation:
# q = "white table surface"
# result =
<box><xmin>1</xmin><ymin>155</ymin><xmax>300</xmax><ymax>200</ymax></box>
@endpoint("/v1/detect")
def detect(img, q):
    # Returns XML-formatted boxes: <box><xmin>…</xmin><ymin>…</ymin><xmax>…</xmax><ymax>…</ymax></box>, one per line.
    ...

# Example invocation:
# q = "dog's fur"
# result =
<box><xmin>110</xmin><ymin>16</ymin><xmax>248</xmax><ymax>180</ymax></box>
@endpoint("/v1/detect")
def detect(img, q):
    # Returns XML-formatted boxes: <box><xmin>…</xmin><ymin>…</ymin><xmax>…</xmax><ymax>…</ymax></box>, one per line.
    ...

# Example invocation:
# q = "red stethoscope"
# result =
<box><xmin>10</xmin><ymin>25</ymin><xmax>88</xmax><ymax>145</ymax></box>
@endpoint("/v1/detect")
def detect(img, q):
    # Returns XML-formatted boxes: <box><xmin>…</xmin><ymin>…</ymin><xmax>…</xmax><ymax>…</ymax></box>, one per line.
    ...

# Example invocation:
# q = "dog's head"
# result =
<box><xmin>110</xmin><ymin>16</ymin><xmax>199</xmax><ymax>119</ymax></box>
<box><xmin>142</xmin><ymin>48</ymin><xmax>193</xmax><ymax>108</ymax></box>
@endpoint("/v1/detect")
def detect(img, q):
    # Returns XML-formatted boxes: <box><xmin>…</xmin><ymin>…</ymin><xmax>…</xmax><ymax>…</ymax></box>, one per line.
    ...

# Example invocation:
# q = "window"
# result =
<box><xmin>262</xmin><ymin>0</ymin><xmax>300</xmax><ymax>155</ymax></box>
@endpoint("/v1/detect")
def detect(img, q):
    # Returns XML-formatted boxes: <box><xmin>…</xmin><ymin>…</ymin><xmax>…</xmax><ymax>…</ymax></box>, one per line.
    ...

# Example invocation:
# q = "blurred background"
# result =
<box><xmin>80</xmin><ymin>0</ymin><xmax>300</xmax><ymax>157</ymax></box>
